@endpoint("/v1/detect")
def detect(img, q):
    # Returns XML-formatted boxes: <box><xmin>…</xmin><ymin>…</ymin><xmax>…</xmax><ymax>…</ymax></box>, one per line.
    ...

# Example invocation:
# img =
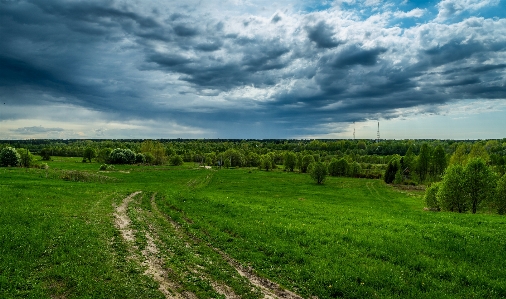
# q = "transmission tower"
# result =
<box><xmin>376</xmin><ymin>122</ymin><xmax>380</xmax><ymax>142</ymax></box>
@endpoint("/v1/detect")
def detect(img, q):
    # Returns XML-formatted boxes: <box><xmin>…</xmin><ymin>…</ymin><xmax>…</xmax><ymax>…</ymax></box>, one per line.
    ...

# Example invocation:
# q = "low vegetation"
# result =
<box><xmin>1</xmin><ymin>138</ymin><xmax>506</xmax><ymax>298</ymax></box>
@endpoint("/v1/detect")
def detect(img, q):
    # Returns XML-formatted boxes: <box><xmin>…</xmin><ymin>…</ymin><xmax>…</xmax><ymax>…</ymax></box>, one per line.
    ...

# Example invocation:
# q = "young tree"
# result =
<box><xmin>283</xmin><ymin>151</ymin><xmax>297</xmax><ymax>172</ymax></box>
<box><xmin>464</xmin><ymin>158</ymin><xmax>496</xmax><ymax>214</ymax></box>
<box><xmin>437</xmin><ymin>164</ymin><xmax>467</xmax><ymax>213</ymax></box>
<box><xmin>431</xmin><ymin>145</ymin><xmax>447</xmax><ymax>178</ymax></box>
<box><xmin>424</xmin><ymin>182</ymin><xmax>440</xmax><ymax>211</ymax></box>
<box><xmin>259</xmin><ymin>154</ymin><xmax>274</xmax><ymax>171</ymax></box>
<box><xmin>450</xmin><ymin>144</ymin><xmax>468</xmax><ymax>165</ymax></box>
<box><xmin>416</xmin><ymin>143</ymin><xmax>431</xmax><ymax>182</ymax></box>
<box><xmin>83</xmin><ymin>147</ymin><xmax>96</xmax><ymax>163</ymax></box>
<box><xmin>40</xmin><ymin>148</ymin><xmax>51</xmax><ymax>161</ymax></box>
<box><xmin>384</xmin><ymin>157</ymin><xmax>400</xmax><ymax>184</ymax></box>
<box><xmin>309</xmin><ymin>162</ymin><xmax>327</xmax><ymax>184</ymax></box>
<box><xmin>18</xmin><ymin>148</ymin><xmax>35</xmax><ymax>168</ymax></box>
<box><xmin>0</xmin><ymin>147</ymin><xmax>21</xmax><ymax>167</ymax></box>
<box><xmin>301</xmin><ymin>155</ymin><xmax>315</xmax><ymax>173</ymax></box>
<box><xmin>170</xmin><ymin>155</ymin><xmax>184</xmax><ymax>166</ymax></box>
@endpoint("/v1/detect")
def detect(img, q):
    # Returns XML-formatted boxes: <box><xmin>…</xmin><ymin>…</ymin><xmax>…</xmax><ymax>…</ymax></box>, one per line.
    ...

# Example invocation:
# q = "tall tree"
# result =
<box><xmin>437</xmin><ymin>164</ymin><xmax>467</xmax><ymax>213</ymax></box>
<box><xmin>431</xmin><ymin>145</ymin><xmax>447</xmax><ymax>178</ymax></box>
<box><xmin>464</xmin><ymin>158</ymin><xmax>496</xmax><ymax>214</ymax></box>
<box><xmin>416</xmin><ymin>143</ymin><xmax>431</xmax><ymax>182</ymax></box>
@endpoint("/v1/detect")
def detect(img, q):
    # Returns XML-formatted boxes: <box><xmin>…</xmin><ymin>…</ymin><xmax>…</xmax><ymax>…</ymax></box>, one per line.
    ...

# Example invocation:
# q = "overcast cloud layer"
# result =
<box><xmin>1</xmin><ymin>0</ymin><xmax>505</xmax><ymax>139</ymax></box>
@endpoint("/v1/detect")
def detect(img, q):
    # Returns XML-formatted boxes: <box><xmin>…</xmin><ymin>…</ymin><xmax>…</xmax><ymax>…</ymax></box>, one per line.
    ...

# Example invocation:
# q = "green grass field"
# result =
<box><xmin>1</xmin><ymin>158</ymin><xmax>506</xmax><ymax>298</ymax></box>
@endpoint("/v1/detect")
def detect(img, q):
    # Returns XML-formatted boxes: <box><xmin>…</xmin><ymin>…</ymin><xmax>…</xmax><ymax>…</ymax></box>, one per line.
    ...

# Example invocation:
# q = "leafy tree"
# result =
<box><xmin>301</xmin><ymin>155</ymin><xmax>315</xmax><ymax>173</ymax></box>
<box><xmin>464</xmin><ymin>158</ymin><xmax>496</xmax><ymax>214</ymax></box>
<box><xmin>450</xmin><ymin>144</ymin><xmax>468</xmax><ymax>165</ymax></box>
<box><xmin>259</xmin><ymin>154</ymin><xmax>274</xmax><ymax>171</ymax></box>
<box><xmin>402</xmin><ymin>145</ymin><xmax>415</xmax><ymax>172</ymax></box>
<box><xmin>97</xmin><ymin>148</ymin><xmax>112</xmax><ymax>163</ymax></box>
<box><xmin>431</xmin><ymin>145</ymin><xmax>447</xmax><ymax>178</ymax></box>
<box><xmin>83</xmin><ymin>147</ymin><xmax>96</xmax><ymax>163</ymax></box>
<box><xmin>170</xmin><ymin>155</ymin><xmax>184</xmax><ymax>166</ymax></box>
<box><xmin>309</xmin><ymin>162</ymin><xmax>327</xmax><ymax>184</ymax></box>
<box><xmin>0</xmin><ymin>147</ymin><xmax>21</xmax><ymax>167</ymax></box>
<box><xmin>18</xmin><ymin>148</ymin><xmax>35</xmax><ymax>168</ymax></box>
<box><xmin>40</xmin><ymin>148</ymin><xmax>51</xmax><ymax>161</ymax></box>
<box><xmin>424</xmin><ymin>182</ymin><xmax>440</xmax><ymax>211</ymax></box>
<box><xmin>144</xmin><ymin>152</ymin><xmax>155</xmax><ymax>164</ymax></box>
<box><xmin>140</xmin><ymin>140</ymin><xmax>166</xmax><ymax>165</ymax></box>
<box><xmin>416</xmin><ymin>143</ymin><xmax>431</xmax><ymax>182</ymax></box>
<box><xmin>496</xmin><ymin>174</ymin><xmax>506</xmax><ymax>215</ymax></box>
<box><xmin>349</xmin><ymin>161</ymin><xmax>362</xmax><ymax>177</ymax></box>
<box><xmin>109</xmin><ymin>148</ymin><xmax>136</xmax><ymax>164</ymax></box>
<box><xmin>384</xmin><ymin>157</ymin><xmax>400</xmax><ymax>184</ymax></box>
<box><xmin>468</xmin><ymin>143</ymin><xmax>489</xmax><ymax>162</ymax></box>
<box><xmin>329</xmin><ymin>158</ymin><xmax>349</xmax><ymax>177</ymax></box>
<box><xmin>283</xmin><ymin>151</ymin><xmax>296</xmax><ymax>172</ymax></box>
<box><xmin>437</xmin><ymin>164</ymin><xmax>467</xmax><ymax>213</ymax></box>
<box><xmin>135</xmin><ymin>153</ymin><xmax>146</xmax><ymax>164</ymax></box>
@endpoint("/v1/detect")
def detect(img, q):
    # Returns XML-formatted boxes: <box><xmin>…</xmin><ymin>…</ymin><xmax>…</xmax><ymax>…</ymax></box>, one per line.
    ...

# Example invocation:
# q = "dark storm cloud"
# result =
<box><xmin>325</xmin><ymin>45</ymin><xmax>387</xmax><ymax>68</ymax></box>
<box><xmin>1</xmin><ymin>0</ymin><xmax>505</xmax><ymax>138</ymax></box>
<box><xmin>306</xmin><ymin>21</ymin><xmax>342</xmax><ymax>49</ymax></box>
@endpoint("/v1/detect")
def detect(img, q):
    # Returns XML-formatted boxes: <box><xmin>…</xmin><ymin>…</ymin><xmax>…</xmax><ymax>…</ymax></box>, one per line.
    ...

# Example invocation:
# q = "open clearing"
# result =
<box><xmin>1</xmin><ymin>159</ymin><xmax>506</xmax><ymax>298</ymax></box>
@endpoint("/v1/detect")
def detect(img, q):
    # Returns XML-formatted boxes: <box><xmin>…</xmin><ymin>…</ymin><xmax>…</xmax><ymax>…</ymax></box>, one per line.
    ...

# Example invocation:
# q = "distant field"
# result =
<box><xmin>1</xmin><ymin>158</ymin><xmax>505</xmax><ymax>298</ymax></box>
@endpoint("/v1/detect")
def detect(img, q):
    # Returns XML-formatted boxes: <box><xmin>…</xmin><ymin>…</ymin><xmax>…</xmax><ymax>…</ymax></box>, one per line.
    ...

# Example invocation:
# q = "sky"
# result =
<box><xmin>0</xmin><ymin>0</ymin><xmax>505</xmax><ymax>140</ymax></box>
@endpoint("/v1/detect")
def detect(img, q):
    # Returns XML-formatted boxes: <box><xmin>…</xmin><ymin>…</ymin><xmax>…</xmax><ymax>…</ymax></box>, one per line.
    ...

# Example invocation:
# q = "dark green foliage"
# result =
<box><xmin>301</xmin><ymin>155</ymin><xmax>315</xmax><ymax>173</ymax></box>
<box><xmin>384</xmin><ymin>157</ymin><xmax>400</xmax><ymax>184</ymax></box>
<box><xmin>283</xmin><ymin>151</ymin><xmax>296</xmax><ymax>172</ymax></box>
<box><xmin>259</xmin><ymin>154</ymin><xmax>274</xmax><ymax>171</ymax></box>
<box><xmin>170</xmin><ymin>155</ymin><xmax>184</xmax><ymax>166</ymax></box>
<box><xmin>437</xmin><ymin>164</ymin><xmax>467</xmax><ymax>212</ymax></box>
<box><xmin>18</xmin><ymin>148</ymin><xmax>35</xmax><ymax>168</ymax></box>
<box><xmin>464</xmin><ymin>158</ymin><xmax>496</xmax><ymax>214</ymax></box>
<box><xmin>0</xmin><ymin>147</ymin><xmax>21</xmax><ymax>167</ymax></box>
<box><xmin>309</xmin><ymin>161</ymin><xmax>327</xmax><ymax>184</ymax></box>
<box><xmin>416</xmin><ymin>143</ymin><xmax>431</xmax><ymax>182</ymax></box>
<box><xmin>109</xmin><ymin>148</ymin><xmax>136</xmax><ymax>164</ymax></box>
<box><xmin>496</xmin><ymin>174</ymin><xmax>506</xmax><ymax>214</ymax></box>
<box><xmin>144</xmin><ymin>152</ymin><xmax>155</xmax><ymax>164</ymax></box>
<box><xmin>97</xmin><ymin>148</ymin><xmax>112</xmax><ymax>163</ymax></box>
<box><xmin>40</xmin><ymin>148</ymin><xmax>51</xmax><ymax>161</ymax></box>
<box><xmin>328</xmin><ymin>158</ymin><xmax>349</xmax><ymax>176</ymax></box>
<box><xmin>432</xmin><ymin>145</ymin><xmax>447</xmax><ymax>178</ymax></box>
<box><xmin>135</xmin><ymin>153</ymin><xmax>146</xmax><ymax>164</ymax></box>
<box><xmin>424</xmin><ymin>182</ymin><xmax>440</xmax><ymax>211</ymax></box>
<box><xmin>83</xmin><ymin>147</ymin><xmax>96</xmax><ymax>163</ymax></box>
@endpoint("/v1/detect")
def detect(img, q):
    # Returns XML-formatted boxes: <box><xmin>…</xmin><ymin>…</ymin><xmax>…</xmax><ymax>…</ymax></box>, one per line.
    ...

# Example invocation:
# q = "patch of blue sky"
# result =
<box><xmin>300</xmin><ymin>0</ymin><xmax>333</xmax><ymax>13</ymax></box>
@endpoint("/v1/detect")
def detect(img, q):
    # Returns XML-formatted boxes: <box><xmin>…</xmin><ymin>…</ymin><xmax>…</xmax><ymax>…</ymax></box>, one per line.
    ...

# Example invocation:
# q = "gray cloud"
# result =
<box><xmin>0</xmin><ymin>0</ymin><xmax>505</xmax><ymax>138</ymax></box>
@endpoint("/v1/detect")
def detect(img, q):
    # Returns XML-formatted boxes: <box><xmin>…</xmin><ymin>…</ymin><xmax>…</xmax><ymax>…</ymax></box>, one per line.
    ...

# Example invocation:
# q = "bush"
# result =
<box><xmin>18</xmin><ymin>148</ymin><xmax>35</xmax><ymax>168</ymax></box>
<box><xmin>437</xmin><ymin>164</ymin><xmax>467</xmax><ymax>213</ymax></box>
<box><xmin>99</xmin><ymin>164</ymin><xmax>114</xmax><ymax>171</ymax></box>
<box><xmin>0</xmin><ymin>147</ymin><xmax>21</xmax><ymax>167</ymax></box>
<box><xmin>309</xmin><ymin>162</ymin><xmax>327</xmax><ymax>184</ymax></box>
<box><xmin>424</xmin><ymin>182</ymin><xmax>440</xmax><ymax>211</ymax></box>
<box><xmin>40</xmin><ymin>148</ymin><xmax>51</xmax><ymax>161</ymax></box>
<box><xmin>170</xmin><ymin>155</ymin><xmax>184</xmax><ymax>166</ymax></box>
<box><xmin>109</xmin><ymin>148</ymin><xmax>136</xmax><ymax>164</ymax></box>
<box><xmin>329</xmin><ymin>158</ymin><xmax>349</xmax><ymax>177</ymax></box>
<box><xmin>97</xmin><ymin>148</ymin><xmax>112</xmax><ymax>163</ymax></box>
<box><xmin>301</xmin><ymin>155</ymin><xmax>315</xmax><ymax>173</ymax></box>
<box><xmin>384</xmin><ymin>157</ymin><xmax>400</xmax><ymax>184</ymax></box>
<box><xmin>135</xmin><ymin>153</ymin><xmax>146</xmax><ymax>164</ymax></box>
<box><xmin>83</xmin><ymin>147</ymin><xmax>96</xmax><ymax>162</ymax></box>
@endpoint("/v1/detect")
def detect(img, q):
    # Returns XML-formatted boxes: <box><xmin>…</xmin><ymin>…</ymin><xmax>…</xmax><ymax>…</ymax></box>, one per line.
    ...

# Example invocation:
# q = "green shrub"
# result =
<box><xmin>170</xmin><ymin>155</ymin><xmax>184</xmax><ymax>166</ymax></box>
<box><xmin>424</xmin><ymin>182</ymin><xmax>440</xmax><ymax>211</ymax></box>
<box><xmin>309</xmin><ymin>161</ymin><xmax>327</xmax><ymax>184</ymax></box>
<box><xmin>0</xmin><ymin>147</ymin><xmax>21</xmax><ymax>167</ymax></box>
<box><xmin>109</xmin><ymin>148</ymin><xmax>136</xmax><ymax>164</ymax></box>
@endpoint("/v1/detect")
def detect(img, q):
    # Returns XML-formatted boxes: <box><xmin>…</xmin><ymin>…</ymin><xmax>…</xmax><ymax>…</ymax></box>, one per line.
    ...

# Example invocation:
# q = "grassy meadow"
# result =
<box><xmin>1</xmin><ymin>157</ymin><xmax>506</xmax><ymax>298</ymax></box>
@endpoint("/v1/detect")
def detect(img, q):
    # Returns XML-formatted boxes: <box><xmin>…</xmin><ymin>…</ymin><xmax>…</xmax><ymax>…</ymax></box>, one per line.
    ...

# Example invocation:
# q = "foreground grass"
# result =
<box><xmin>158</xmin><ymin>169</ymin><xmax>506</xmax><ymax>298</ymax></box>
<box><xmin>2</xmin><ymin>159</ymin><xmax>506</xmax><ymax>298</ymax></box>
